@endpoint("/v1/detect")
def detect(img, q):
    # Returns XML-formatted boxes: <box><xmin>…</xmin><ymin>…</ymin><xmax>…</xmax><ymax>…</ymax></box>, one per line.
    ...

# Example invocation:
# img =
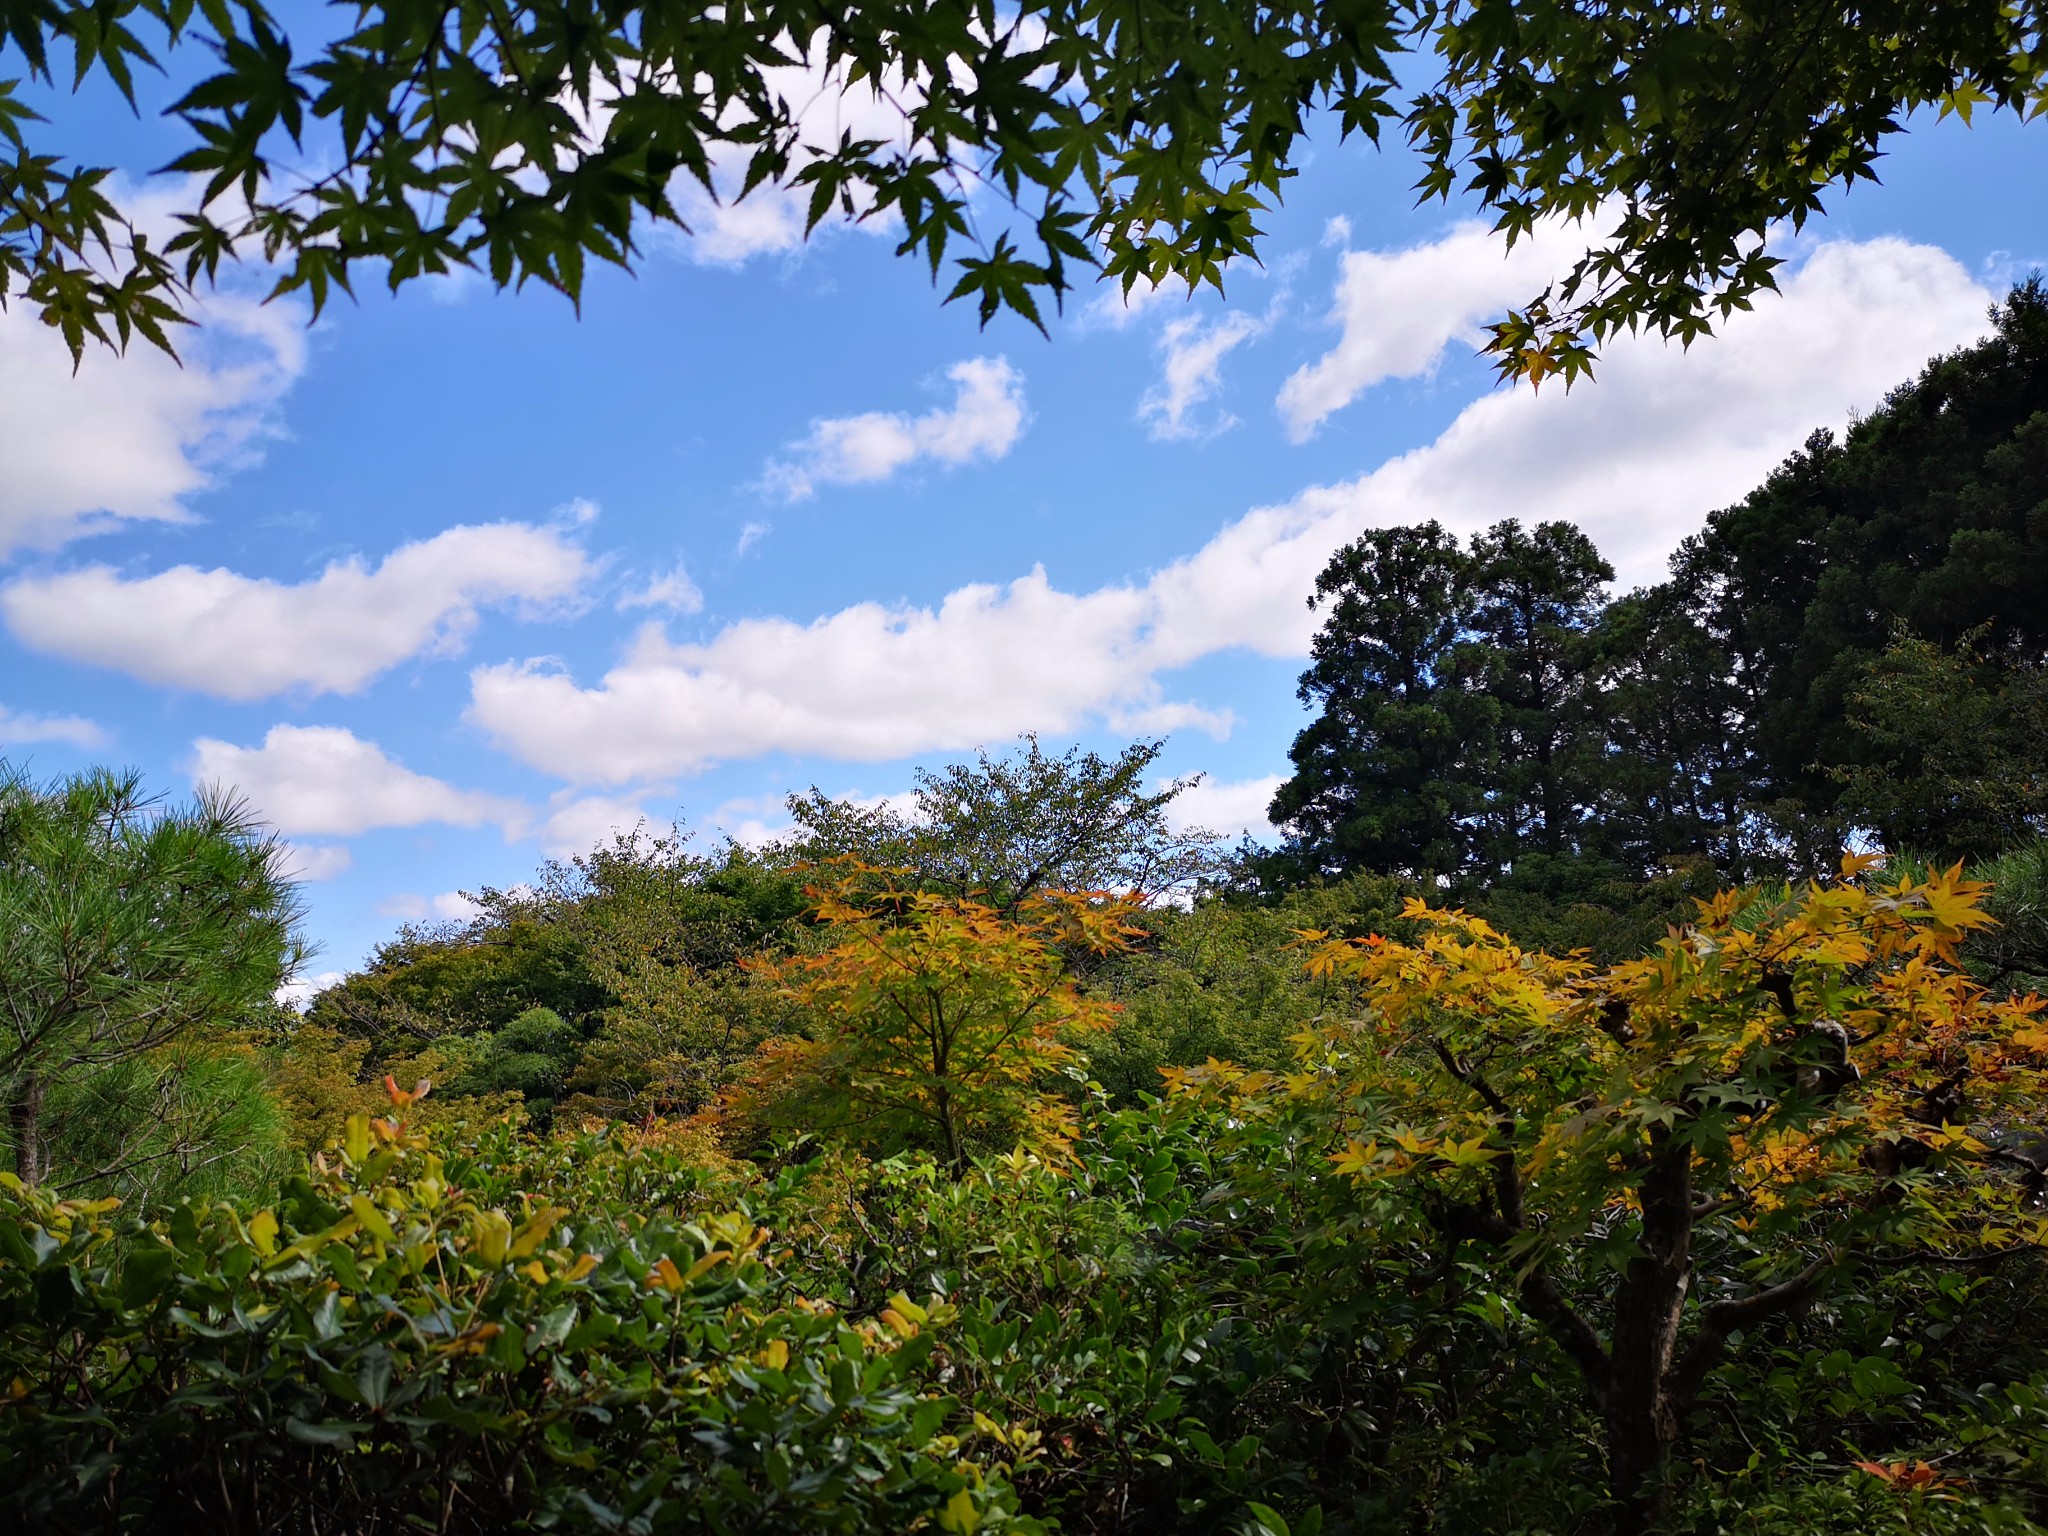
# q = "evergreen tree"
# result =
<box><xmin>0</xmin><ymin>766</ymin><xmax>301</xmax><ymax>1186</ymax></box>
<box><xmin>1831</xmin><ymin>627</ymin><xmax>2048</xmax><ymax>861</ymax></box>
<box><xmin>1659</xmin><ymin>277</ymin><xmax>2048</xmax><ymax>821</ymax></box>
<box><xmin>1268</xmin><ymin>523</ymin><xmax>1486</xmax><ymax>879</ymax></box>
<box><xmin>1588</xmin><ymin>586</ymin><xmax>1764</xmax><ymax>875</ymax></box>
<box><xmin>1464</xmin><ymin>520</ymin><xmax>1613</xmax><ymax>867</ymax></box>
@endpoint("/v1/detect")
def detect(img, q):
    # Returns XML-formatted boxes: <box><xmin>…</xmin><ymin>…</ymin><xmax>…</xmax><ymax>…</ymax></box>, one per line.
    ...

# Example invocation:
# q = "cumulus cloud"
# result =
<box><xmin>468</xmin><ymin>568</ymin><xmax>1221</xmax><ymax>783</ymax></box>
<box><xmin>535</xmin><ymin>789</ymin><xmax>662</xmax><ymax>857</ymax></box>
<box><xmin>1164</xmin><ymin>775</ymin><xmax>1284</xmax><ymax>839</ymax></box>
<box><xmin>193</xmin><ymin>725</ymin><xmax>525</xmax><ymax>839</ymax></box>
<box><xmin>1140</xmin><ymin>311</ymin><xmax>1270</xmax><ymax>439</ymax></box>
<box><xmin>277</xmin><ymin>970</ymin><xmax>347</xmax><ymax>1010</ymax></box>
<box><xmin>4</xmin><ymin>521</ymin><xmax>597</xmax><ymax>700</ymax></box>
<box><xmin>1278</xmin><ymin>215</ymin><xmax>1596</xmax><ymax>441</ymax></box>
<box><xmin>0</xmin><ymin>703</ymin><xmax>110</xmax><ymax>750</ymax></box>
<box><xmin>0</xmin><ymin>284</ymin><xmax>307</xmax><ymax>556</ymax></box>
<box><xmin>702</xmin><ymin>792</ymin><xmax>799</xmax><ymax>850</ymax></box>
<box><xmin>466</xmin><ymin>235</ymin><xmax>1993</xmax><ymax>785</ymax></box>
<box><xmin>762</xmin><ymin>357</ymin><xmax>1027</xmax><ymax>501</ymax></box>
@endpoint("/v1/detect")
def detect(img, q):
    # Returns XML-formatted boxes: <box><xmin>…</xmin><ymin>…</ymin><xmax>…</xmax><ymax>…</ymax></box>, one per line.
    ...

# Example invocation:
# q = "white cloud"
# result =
<box><xmin>618</xmin><ymin>565</ymin><xmax>704</xmax><ymax>614</ymax></box>
<box><xmin>1278</xmin><ymin>215</ymin><xmax>1595</xmax><ymax>441</ymax></box>
<box><xmin>707</xmin><ymin>786</ymin><xmax>929</xmax><ymax>851</ymax></box>
<box><xmin>703</xmin><ymin>792</ymin><xmax>798</xmax><ymax>850</ymax></box>
<box><xmin>737</xmin><ymin>521</ymin><xmax>771</xmax><ymax>556</ymax></box>
<box><xmin>0</xmin><ymin>285</ymin><xmax>307</xmax><ymax>556</ymax></box>
<box><xmin>467</xmin><ymin>567</ymin><xmax>1218</xmax><ymax>783</ymax></box>
<box><xmin>277</xmin><ymin>970</ymin><xmax>347</xmax><ymax>1011</ymax></box>
<box><xmin>282</xmin><ymin>842</ymin><xmax>353</xmax><ymax>883</ymax></box>
<box><xmin>1140</xmin><ymin>311</ymin><xmax>1269</xmax><ymax>439</ymax></box>
<box><xmin>4</xmin><ymin>521</ymin><xmax>597</xmax><ymax>700</ymax></box>
<box><xmin>762</xmin><ymin>357</ymin><xmax>1027</xmax><ymax>501</ymax></box>
<box><xmin>194</xmin><ymin>725</ymin><xmax>525</xmax><ymax>838</ymax></box>
<box><xmin>465</xmin><ymin>235</ymin><xmax>1993</xmax><ymax>784</ymax></box>
<box><xmin>1164</xmin><ymin>775</ymin><xmax>1283</xmax><ymax>839</ymax></box>
<box><xmin>535</xmin><ymin>789</ymin><xmax>661</xmax><ymax>857</ymax></box>
<box><xmin>375</xmin><ymin>890</ymin><xmax>484</xmax><ymax>922</ymax></box>
<box><xmin>0</xmin><ymin>703</ymin><xmax>110</xmax><ymax>750</ymax></box>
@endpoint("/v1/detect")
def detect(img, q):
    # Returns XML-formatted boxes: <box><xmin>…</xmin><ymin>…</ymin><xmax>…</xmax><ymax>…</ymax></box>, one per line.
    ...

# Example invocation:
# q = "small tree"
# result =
<box><xmin>737</xmin><ymin>866</ymin><xmax>1137</xmax><ymax>1173</ymax></box>
<box><xmin>780</xmin><ymin>735</ymin><xmax>1220</xmax><ymax>911</ymax></box>
<box><xmin>1184</xmin><ymin>856</ymin><xmax>2048</xmax><ymax>1531</ymax></box>
<box><xmin>0</xmin><ymin>766</ymin><xmax>302</xmax><ymax>1186</ymax></box>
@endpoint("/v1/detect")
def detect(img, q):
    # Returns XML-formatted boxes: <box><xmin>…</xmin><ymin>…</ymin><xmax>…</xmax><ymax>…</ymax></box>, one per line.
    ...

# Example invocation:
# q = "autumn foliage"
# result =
<box><xmin>732</xmin><ymin>865</ymin><xmax>1141</xmax><ymax>1172</ymax></box>
<box><xmin>1175</xmin><ymin>855</ymin><xmax>2048</xmax><ymax>1529</ymax></box>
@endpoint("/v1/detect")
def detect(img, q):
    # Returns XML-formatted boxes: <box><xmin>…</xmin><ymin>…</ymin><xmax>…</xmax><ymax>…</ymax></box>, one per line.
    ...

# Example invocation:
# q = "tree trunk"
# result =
<box><xmin>933</xmin><ymin>1083</ymin><xmax>965</xmax><ymax>1178</ymax></box>
<box><xmin>1605</xmin><ymin>1393</ymin><xmax>1679</xmax><ymax>1535</ymax></box>
<box><xmin>11</xmin><ymin>1071</ymin><xmax>46</xmax><ymax>1184</ymax></box>
<box><xmin>1604</xmin><ymin>1134</ymin><xmax>1694</xmax><ymax>1533</ymax></box>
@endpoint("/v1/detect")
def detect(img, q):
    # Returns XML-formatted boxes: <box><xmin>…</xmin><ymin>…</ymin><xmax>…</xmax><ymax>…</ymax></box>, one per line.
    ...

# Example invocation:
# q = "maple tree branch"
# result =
<box><xmin>1666</xmin><ymin>1256</ymin><xmax>1833</xmax><ymax>1414</ymax></box>
<box><xmin>1428</xmin><ymin>1036</ymin><xmax>1514</xmax><ymax>1122</ymax></box>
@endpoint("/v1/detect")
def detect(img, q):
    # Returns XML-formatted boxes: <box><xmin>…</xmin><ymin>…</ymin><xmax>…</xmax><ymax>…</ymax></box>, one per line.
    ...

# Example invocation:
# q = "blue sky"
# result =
<box><xmin>4</xmin><ymin>54</ymin><xmax>2047</xmax><ymax>990</ymax></box>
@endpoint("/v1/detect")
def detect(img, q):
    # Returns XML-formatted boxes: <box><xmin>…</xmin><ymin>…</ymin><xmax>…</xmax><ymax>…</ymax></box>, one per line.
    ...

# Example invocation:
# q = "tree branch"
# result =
<box><xmin>1666</xmin><ymin>1255</ymin><xmax>1832</xmax><ymax>1413</ymax></box>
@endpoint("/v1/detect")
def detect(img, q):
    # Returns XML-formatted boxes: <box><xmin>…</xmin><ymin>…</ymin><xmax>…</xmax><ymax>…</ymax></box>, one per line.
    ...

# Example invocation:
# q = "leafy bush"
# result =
<box><xmin>0</xmin><ymin>1092</ymin><xmax>1040</xmax><ymax>1535</ymax></box>
<box><xmin>1082</xmin><ymin>873</ymin><xmax>1411</xmax><ymax>1105</ymax></box>
<box><xmin>452</xmin><ymin>1006</ymin><xmax>585</xmax><ymax>1124</ymax></box>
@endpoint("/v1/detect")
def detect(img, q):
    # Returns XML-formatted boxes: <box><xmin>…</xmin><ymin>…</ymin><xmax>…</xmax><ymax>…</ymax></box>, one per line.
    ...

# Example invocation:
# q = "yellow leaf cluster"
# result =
<box><xmin>1203</xmin><ymin>858</ymin><xmax>2047</xmax><ymax>1257</ymax></box>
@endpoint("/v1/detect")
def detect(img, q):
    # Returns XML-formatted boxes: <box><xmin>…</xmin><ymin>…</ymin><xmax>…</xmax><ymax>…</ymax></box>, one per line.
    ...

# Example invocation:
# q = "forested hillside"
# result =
<box><xmin>5</xmin><ymin>289</ymin><xmax>2048</xmax><ymax>1534</ymax></box>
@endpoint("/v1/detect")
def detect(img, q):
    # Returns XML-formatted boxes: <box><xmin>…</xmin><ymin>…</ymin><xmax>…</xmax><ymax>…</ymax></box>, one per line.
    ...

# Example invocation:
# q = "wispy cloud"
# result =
<box><xmin>0</xmin><ymin>703</ymin><xmax>111</xmax><ymax>750</ymax></box>
<box><xmin>618</xmin><ymin>565</ymin><xmax>704</xmax><ymax>615</ymax></box>
<box><xmin>761</xmin><ymin>357</ymin><xmax>1028</xmax><ymax>501</ymax></box>
<box><xmin>1140</xmin><ymin>310</ymin><xmax>1271</xmax><ymax>440</ymax></box>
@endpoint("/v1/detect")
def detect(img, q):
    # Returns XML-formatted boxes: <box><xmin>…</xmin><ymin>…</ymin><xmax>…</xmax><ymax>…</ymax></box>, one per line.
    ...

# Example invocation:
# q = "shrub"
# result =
<box><xmin>0</xmin><ymin>1089</ymin><xmax>1040</xmax><ymax>1534</ymax></box>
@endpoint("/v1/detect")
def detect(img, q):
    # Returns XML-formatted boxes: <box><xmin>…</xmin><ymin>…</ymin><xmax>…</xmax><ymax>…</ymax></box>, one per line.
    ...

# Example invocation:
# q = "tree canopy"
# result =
<box><xmin>1188</xmin><ymin>857</ymin><xmax>2048</xmax><ymax>1531</ymax></box>
<box><xmin>1658</xmin><ymin>276</ymin><xmax>2048</xmax><ymax>823</ymax></box>
<box><xmin>1268</xmin><ymin>516</ymin><xmax>1612</xmax><ymax>883</ymax></box>
<box><xmin>779</xmin><ymin>734</ymin><xmax>1219</xmax><ymax>908</ymax></box>
<box><xmin>8</xmin><ymin>0</ymin><xmax>2045</xmax><ymax>377</ymax></box>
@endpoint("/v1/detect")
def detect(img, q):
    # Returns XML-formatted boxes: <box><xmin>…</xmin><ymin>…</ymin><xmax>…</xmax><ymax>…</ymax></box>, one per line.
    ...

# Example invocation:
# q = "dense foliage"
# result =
<box><xmin>7</xmin><ymin>0</ymin><xmax>2046</xmax><ymax>378</ymax></box>
<box><xmin>8</xmin><ymin>868</ymin><xmax>2048</xmax><ymax>1532</ymax></box>
<box><xmin>777</xmin><ymin>737</ymin><xmax>1219</xmax><ymax>909</ymax></box>
<box><xmin>0</xmin><ymin>1092</ymin><xmax>1041</xmax><ymax>1534</ymax></box>
<box><xmin>1223</xmin><ymin>859</ymin><xmax>2048</xmax><ymax>1529</ymax></box>
<box><xmin>734</xmin><ymin>867</ymin><xmax>1141</xmax><ymax>1171</ymax></box>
